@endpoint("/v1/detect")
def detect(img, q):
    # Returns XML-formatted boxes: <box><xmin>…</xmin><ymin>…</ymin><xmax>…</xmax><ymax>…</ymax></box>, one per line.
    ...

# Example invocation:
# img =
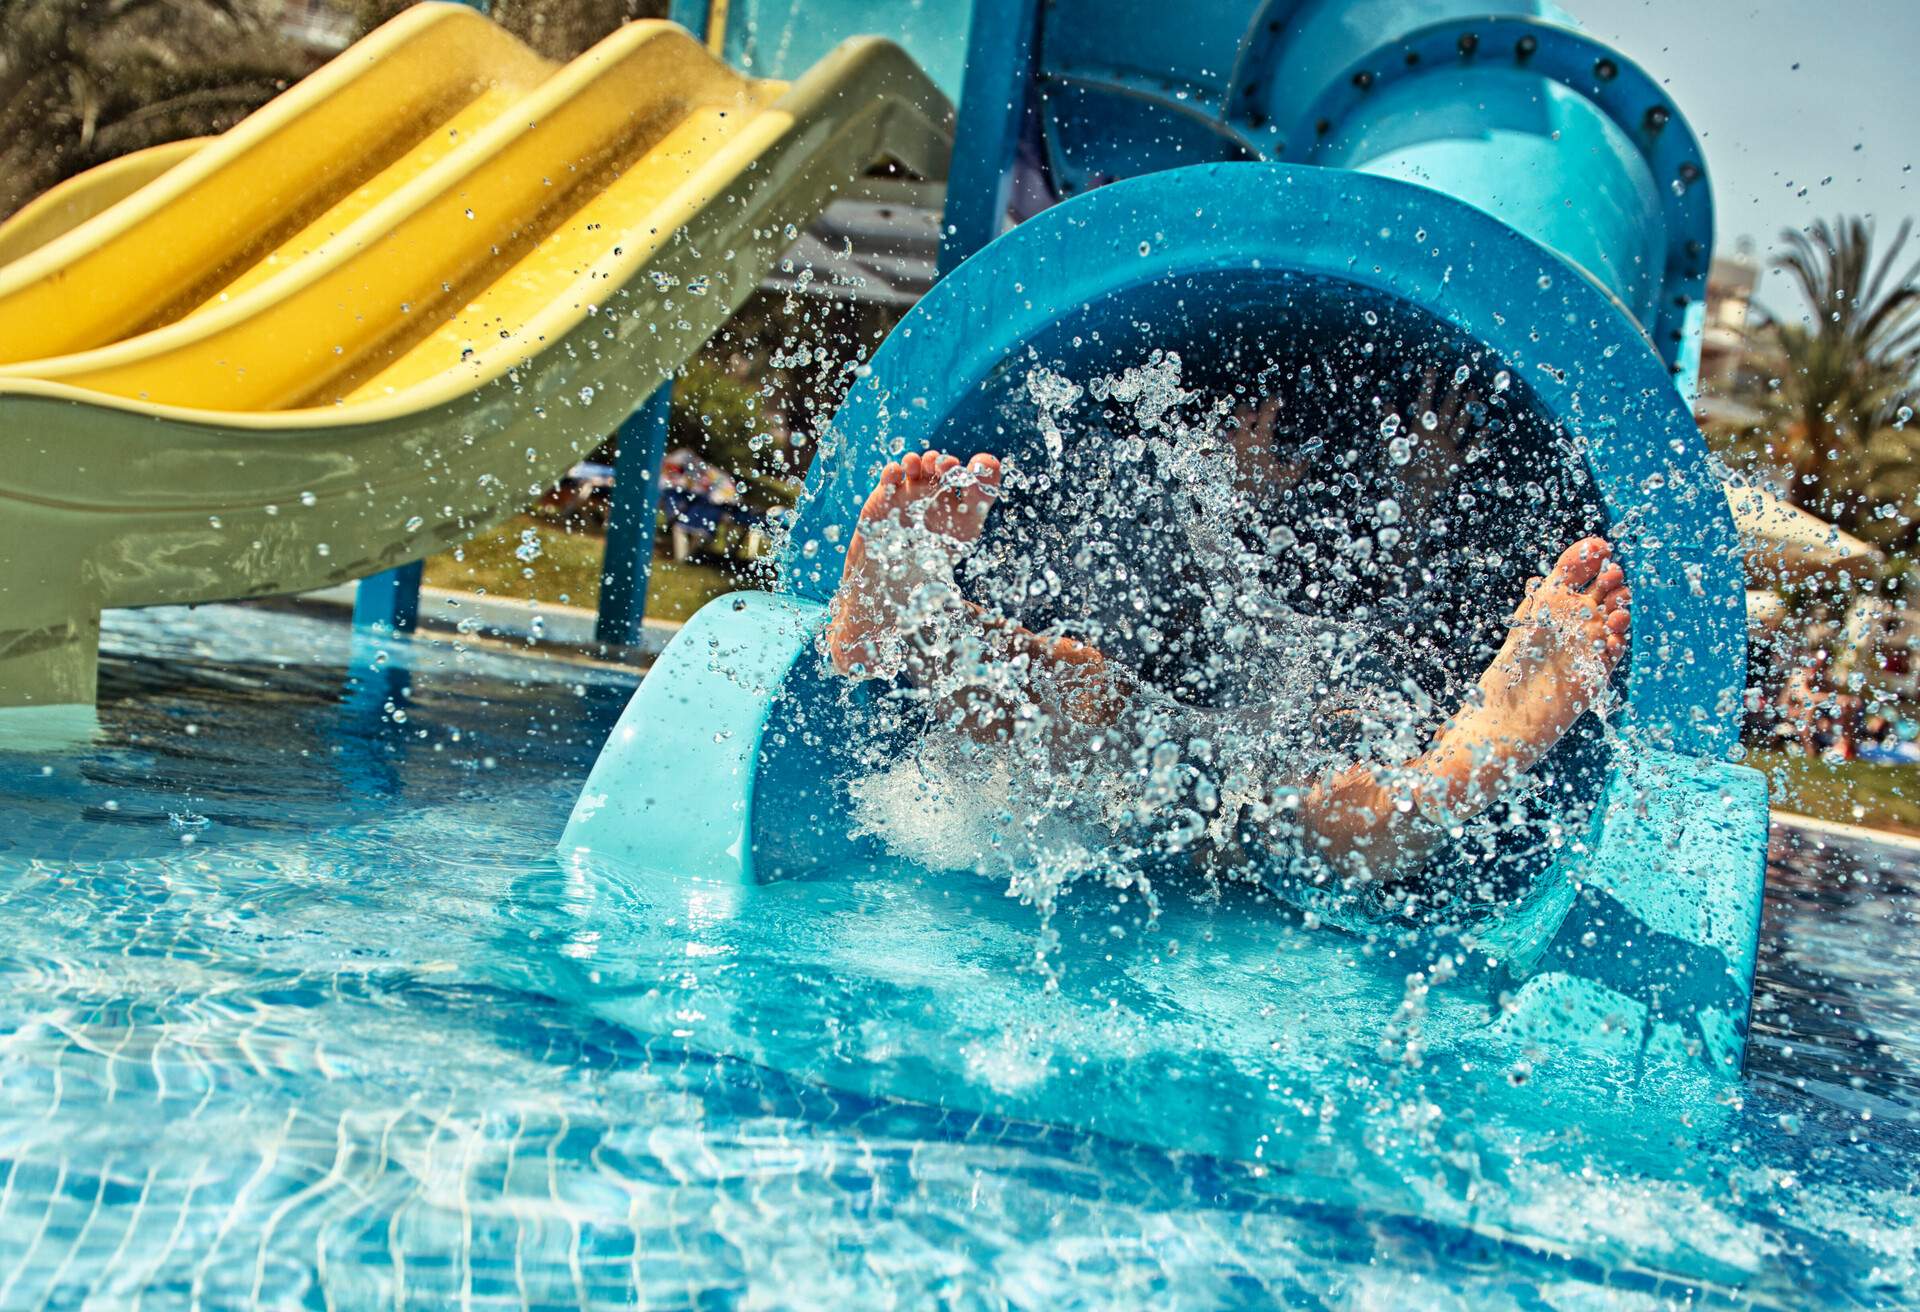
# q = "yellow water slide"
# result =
<box><xmin>0</xmin><ymin>139</ymin><xmax>207</xmax><ymax>270</ymax></box>
<box><xmin>0</xmin><ymin>3</ymin><xmax>950</xmax><ymax>710</ymax></box>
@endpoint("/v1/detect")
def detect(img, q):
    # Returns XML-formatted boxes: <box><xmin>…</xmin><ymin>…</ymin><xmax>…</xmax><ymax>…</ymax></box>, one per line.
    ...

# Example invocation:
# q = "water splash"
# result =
<box><xmin>831</xmin><ymin>348</ymin><xmax>1597</xmax><ymax>966</ymax></box>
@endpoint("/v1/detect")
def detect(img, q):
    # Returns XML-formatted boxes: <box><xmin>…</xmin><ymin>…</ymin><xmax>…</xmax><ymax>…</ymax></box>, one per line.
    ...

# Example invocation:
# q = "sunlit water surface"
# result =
<box><xmin>0</xmin><ymin>604</ymin><xmax>1913</xmax><ymax>1309</ymax></box>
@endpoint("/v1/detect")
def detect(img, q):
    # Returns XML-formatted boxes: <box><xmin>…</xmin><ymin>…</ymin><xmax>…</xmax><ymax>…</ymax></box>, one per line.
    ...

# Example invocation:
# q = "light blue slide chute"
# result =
<box><xmin>564</xmin><ymin>159</ymin><xmax>1765</xmax><ymax>1079</ymax></box>
<box><xmin>558</xmin><ymin>0</ymin><xmax>1768</xmax><ymax>1176</ymax></box>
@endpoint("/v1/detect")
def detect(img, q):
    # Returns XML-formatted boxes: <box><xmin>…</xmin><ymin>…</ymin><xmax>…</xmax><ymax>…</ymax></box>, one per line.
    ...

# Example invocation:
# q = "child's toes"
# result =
<box><xmin>862</xmin><ymin>462</ymin><xmax>905</xmax><ymax>520</ymax></box>
<box><xmin>951</xmin><ymin>455</ymin><xmax>1002</xmax><ymax>526</ymax></box>
<box><xmin>965</xmin><ymin>454</ymin><xmax>1004</xmax><ymax>502</ymax></box>
<box><xmin>1511</xmin><ymin>574</ymin><xmax>1546</xmax><ymax>621</ymax></box>
<box><xmin>1557</xmin><ymin>536</ymin><xmax>1612</xmax><ymax>588</ymax></box>
<box><xmin>932</xmin><ymin>455</ymin><xmax>964</xmax><ymax>505</ymax></box>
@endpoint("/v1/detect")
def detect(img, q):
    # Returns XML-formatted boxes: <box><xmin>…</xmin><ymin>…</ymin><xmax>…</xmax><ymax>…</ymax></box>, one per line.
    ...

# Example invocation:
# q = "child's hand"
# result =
<box><xmin>1408</xmin><ymin>366</ymin><xmax>1483</xmax><ymax>441</ymax></box>
<box><xmin>1225</xmin><ymin>395</ymin><xmax>1287</xmax><ymax>494</ymax></box>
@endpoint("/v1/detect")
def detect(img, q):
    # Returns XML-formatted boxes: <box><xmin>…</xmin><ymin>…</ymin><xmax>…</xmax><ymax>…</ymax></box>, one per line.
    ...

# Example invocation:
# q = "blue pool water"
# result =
<box><xmin>1</xmin><ymin>603</ymin><xmax>1915</xmax><ymax>1308</ymax></box>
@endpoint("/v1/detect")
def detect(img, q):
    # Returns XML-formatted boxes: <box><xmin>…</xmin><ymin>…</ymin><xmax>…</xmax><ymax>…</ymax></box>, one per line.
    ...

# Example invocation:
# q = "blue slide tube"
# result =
<box><xmin>564</xmin><ymin>162</ymin><xmax>1765</xmax><ymax>1079</ymax></box>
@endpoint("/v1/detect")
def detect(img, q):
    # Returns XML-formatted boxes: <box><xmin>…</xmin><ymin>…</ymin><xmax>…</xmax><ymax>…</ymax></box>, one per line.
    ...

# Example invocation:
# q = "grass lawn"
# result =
<box><xmin>421</xmin><ymin>512</ymin><xmax>755</xmax><ymax>625</ymax></box>
<box><xmin>1746</xmin><ymin>747</ymin><xmax>1920</xmax><ymax>836</ymax></box>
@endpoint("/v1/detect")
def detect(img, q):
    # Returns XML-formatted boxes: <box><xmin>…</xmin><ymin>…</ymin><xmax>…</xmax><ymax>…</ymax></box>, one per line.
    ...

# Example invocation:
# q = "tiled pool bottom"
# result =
<box><xmin>0</xmin><ymin>604</ymin><xmax>1915</xmax><ymax>1309</ymax></box>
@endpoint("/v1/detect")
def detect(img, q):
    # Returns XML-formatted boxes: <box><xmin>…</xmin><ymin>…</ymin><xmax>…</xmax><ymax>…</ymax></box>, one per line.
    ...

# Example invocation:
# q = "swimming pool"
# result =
<box><xmin>1</xmin><ymin>602</ymin><xmax>1913</xmax><ymax>1308</ymax></box>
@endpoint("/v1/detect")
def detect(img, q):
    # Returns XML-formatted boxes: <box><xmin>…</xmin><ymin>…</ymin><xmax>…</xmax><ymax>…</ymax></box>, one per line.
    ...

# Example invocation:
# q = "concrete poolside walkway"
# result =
<box><xmin>284</xmin><ymin>581</ymin><xmax>683</xmax><ymax>669</ymax></box>
<box><xmin>1771</xmin><ymin>810</ymin><xmax>1920</xmax><ymax>855</ymax></box>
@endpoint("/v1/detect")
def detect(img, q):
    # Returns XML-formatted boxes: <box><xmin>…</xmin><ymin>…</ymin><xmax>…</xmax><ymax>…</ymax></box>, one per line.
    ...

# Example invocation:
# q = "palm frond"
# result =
<box><xmin>0</xmin><ymin>0</ymin><xmax>306</xmax><ymax>222</ymax></box>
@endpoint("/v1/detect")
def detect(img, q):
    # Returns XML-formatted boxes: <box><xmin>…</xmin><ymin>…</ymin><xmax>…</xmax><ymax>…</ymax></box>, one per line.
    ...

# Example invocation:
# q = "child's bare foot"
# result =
<box><xmin>826</xmin><ymin>449</ymin><xmax>1002</xmax><ymax>676</ymax></box>
<box><xmin>1427</xmin><ymin>536</ymin><xmax>1631</xmax><ymax>808</ymax></box>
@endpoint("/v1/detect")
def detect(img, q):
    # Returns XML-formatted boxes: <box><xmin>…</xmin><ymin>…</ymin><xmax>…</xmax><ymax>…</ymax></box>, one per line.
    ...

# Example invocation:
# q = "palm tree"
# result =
<box><xmin>1744</xmin><ymin>218</ymin><xmax>1920</xmax><ymax>548</ymax></box>
<box><xmin>0</xmin><ymin>2</ymin><xmax>673</xmax><ymax>226</ymax></box>
<box><xmin>0</xmin><ymin>0</ymin><xmax>314</xmax><ymax>221</ymax></box>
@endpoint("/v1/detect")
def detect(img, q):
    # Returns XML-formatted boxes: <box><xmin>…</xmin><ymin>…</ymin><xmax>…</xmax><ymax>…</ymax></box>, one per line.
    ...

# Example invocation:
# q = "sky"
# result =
<box><xmin>1569</xmin><ymin>0</ymin><xmax>1919</xmax><ymax>316</ymax></box>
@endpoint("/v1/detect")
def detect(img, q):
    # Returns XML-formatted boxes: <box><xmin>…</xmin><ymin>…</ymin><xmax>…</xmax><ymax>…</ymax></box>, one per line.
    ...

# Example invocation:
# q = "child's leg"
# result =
<box><xmin>1292</xmin><ymin>537</ymin><xmax>1630</xmax><ymax>881</ymax></box>
<box><xmin>823</xmin><ymin>454</ymin><xmax>1631</xmax><ymax>886</ymax></box>
<box><xmin>825</xmin><ymin>448</ymin><xmax>1000</xmax><ymax>678</ymax></box>
<box><xmin>825</xmin><ymin>448</ymin><xmax>1132</xmax><ymax>742</ymax></box>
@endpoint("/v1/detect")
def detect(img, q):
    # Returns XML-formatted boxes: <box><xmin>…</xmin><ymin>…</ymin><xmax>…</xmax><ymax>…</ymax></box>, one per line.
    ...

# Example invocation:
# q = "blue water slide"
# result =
<box><xmin>559</xmin><ymin>0</ymin><xmax>1768</xmax><ymax>1149</ymax></box>
<box><xmin>1034</xmin><ymin>0</ymin><xmax>1710</xmax><ymax>372</ymax></box>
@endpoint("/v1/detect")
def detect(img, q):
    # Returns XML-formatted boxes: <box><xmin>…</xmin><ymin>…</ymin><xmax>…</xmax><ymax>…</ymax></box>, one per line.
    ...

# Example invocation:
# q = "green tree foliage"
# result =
<box><xmin>668</xmin><ymin>352</ymin><xmax>773</xmax><ymax>485</ymax></box>
<box><xmin>0</xmin><ymin>0</ymin><xmax>311</xmax><ymax>220</ymax></box>
<box><xmin>663</xmin><ymin>291</ymin><xmax>893</xmax><ymax>505</ymax></box>
<box><xmin>1724</xmin><ymin>218</ymin><xmax>1920</xmax><ymax>553</ymax></box>
<box><xmin>0</xmin><ymin>2</ymin><xmax>673</xmax><ymax>224</ymax></box>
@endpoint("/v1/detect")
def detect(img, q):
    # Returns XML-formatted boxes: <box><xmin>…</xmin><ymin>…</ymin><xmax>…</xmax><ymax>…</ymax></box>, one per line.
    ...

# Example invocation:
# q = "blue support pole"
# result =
<box><xmin>351</xmin><ymin>559</ymin><xmax>423</xmax><ymax>634</ymax></box>
<box><xmin>350</xmin><ymin>6</ymin><xmax>501</xmax><ymax>632</ymax></box>
<box><xmin>352</xmin><ymin>0</ymin><xmax>702</xmax><ymax>640</ymax></box>
<box><xmin>583</xmin><ymin>0</ymin><xmax>706</xmax><ymax>647</ymax></box>
<box><xmin>668</xmin><ymin>0</ymin><xmax>712</xmax><ymax>41</ymax></box>
<box><xmin>594</xmin><ymin>385</ymin><xmax>674</xmax><ymax>647</ymax></box>
<box><xmin>936</xmin><ymin>0</ymin><xmax>1042</xmax><ymax>277</ymax></box>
